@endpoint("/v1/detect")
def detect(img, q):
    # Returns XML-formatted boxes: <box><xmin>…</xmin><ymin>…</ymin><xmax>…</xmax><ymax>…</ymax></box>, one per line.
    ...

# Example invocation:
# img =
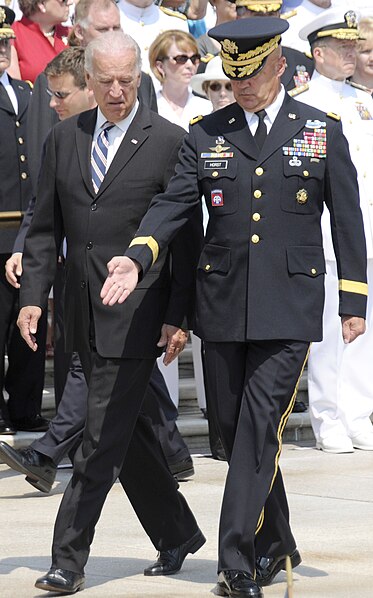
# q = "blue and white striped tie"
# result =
<box><xmin>91</xmin><ymin>122</ymin><xmax>114</xmax><ymax>193</ymax></box>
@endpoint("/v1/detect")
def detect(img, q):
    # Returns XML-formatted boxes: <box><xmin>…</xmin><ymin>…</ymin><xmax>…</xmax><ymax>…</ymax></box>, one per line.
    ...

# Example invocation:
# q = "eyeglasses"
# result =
<box><xmin>208</xmin><ymin>82</ymin><xmax>233</xmax><ymax>92</ymax></box>
<box><xmin>165</xmin><ymin>54</ymin><xmax>201</xmax><ymax>65</ymax></box>
<box><xmin>46</xmin><ymin>87</ymin><xmax>81</xmax><ymax>100</ymax></box>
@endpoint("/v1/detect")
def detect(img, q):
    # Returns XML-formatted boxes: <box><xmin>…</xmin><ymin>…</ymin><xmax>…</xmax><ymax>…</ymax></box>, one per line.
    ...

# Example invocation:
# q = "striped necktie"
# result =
<box><xmin>91</xmin><ymin>122</ymin><xmax>114</xmax><ymax>193</ymax></box>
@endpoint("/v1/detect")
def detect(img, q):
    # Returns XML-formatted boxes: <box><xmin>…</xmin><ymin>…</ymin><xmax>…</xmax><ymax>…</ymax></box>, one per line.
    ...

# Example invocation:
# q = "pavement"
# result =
<box><xmin>1</xmin><ymin>441</ymin><xmax>373</xmax><ymax>598</ymax></box>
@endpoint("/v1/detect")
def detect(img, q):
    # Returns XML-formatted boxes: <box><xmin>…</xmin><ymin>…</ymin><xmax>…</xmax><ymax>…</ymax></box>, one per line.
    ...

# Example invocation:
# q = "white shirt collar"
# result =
<box><xmin>117</xmin><ymin>0</ymin><xmax>157</xmax><ymax>21</ymax></box>
<box><xmin>0</xmin><ymin>71</ymin><xmax>10</xmax><ymax>87</ymax></box>
<box><xmin>243</xmin><ymin>85</ymin><xmax>286</xmax><ymax>130</ymax></box>
<box><xmin>94</xmin><ymin>99</ymin><xmax>139</xmax><ymax>136</ymax></box>
<box><xmin>311</xmin><ymin>70</ymin><xmax>345</xmax><ymax>94</ymax></box>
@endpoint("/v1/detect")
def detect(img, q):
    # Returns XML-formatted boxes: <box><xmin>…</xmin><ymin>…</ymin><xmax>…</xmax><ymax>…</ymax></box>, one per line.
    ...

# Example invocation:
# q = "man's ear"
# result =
<box><xmin>74</xmin><ymin>24</ymin><xmax>84</xmax><ymax>42</ymax></box>
<box><xmin>277</xmin><ymin>55</ymin><xmax>287</xmax><ymax>77</ymax></box>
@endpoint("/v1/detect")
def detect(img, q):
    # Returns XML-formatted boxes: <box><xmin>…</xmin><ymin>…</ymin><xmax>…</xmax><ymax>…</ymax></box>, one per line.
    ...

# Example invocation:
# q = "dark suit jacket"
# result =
<box><xmin>0</xmin><ymin>76</ymin><xmax>32</xmax><ymax>253</ymax></box>
<box><xmin>20</xmin><ymin>103</ymin><xmax>202</xmax><ymax>358</ymax></box>
<box><xmin>126</xmin><ymin>94</ymin><xmax>367</xmax><ymax>343</ymax></box>
<box><xmin>26</xmin><ymin>71</ymin><xmax>158</xmax><ymax>196</ymax></box>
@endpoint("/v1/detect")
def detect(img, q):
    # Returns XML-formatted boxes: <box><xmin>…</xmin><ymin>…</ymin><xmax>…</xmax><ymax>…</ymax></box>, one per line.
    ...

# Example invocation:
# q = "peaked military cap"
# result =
<box><xmin>234</xmin><ymin>0</ymin><xmax>282</xmax><ymax>12</ymax></box>
<box><xmin>0</xmin><ymin>5</ymin><xmax>16</xmax><ymax>39</ymax></box>
<box><xmin>299</xmin><ymin>8</ymin><xmax>362</xmax><ymax>45</ymax></box>
<box><xmin>209</xmin><ymin>17</ymin><xmax>289</xmax><ymax>80</ymax></box>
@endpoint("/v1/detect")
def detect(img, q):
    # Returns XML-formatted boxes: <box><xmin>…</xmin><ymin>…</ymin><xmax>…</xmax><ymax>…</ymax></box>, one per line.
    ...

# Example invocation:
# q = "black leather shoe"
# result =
<box><xmin>0</xmin><ymin>420</ymin><xmax>16</xmax><ymax>434</ymax></box>
<box><xmin>169</xmin><ymin>457</ymin><xmax>195</xmax><ymax>481</ymax></box>
<box><xmin>11</xmin><ymin>415</ymin><xmax>50</xmax><ymax>432</ymax></box>
<box><xmin>292</xmin><ymin>400</ymin><xmax>307</xmax><ymax>413</ymax></box>
<box><xmin>35</xmin><ymin>568</ymin><xmax>85</xmax><ymax>594</ymax></box>
<box><xmin>0</xmin><ymin>442</ymin><xmax>56</xmax><ymax>493</ymax></box>
<box><xmin>256</xmin><ymin>549</ymin><xmax>301</xmax><ymax>586</ymax></box>
<box><xmin>144</xmin><ymin>528</ymin><xmax>206</xmax><ymax>576</ymax></box>
<box><xmin>217</xmin><ymin>570</ymin><xmax>263</xmax><ymax>597</ymax></box>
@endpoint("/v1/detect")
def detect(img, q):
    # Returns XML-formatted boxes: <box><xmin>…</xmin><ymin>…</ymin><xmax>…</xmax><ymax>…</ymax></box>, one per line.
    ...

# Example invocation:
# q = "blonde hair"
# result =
<box><xmin>149</xmin><ymin>30</ymin><xmax>199</xmax><ymax>82</ymax></box>
<box><xmin>357</xmin><ymin>18</ymin><xmax>373</xmax><ymax>52</ymax></box>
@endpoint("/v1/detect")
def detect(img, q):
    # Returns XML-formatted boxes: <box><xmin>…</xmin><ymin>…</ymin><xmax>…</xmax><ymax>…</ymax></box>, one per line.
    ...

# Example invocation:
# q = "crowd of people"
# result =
<box><xmin>0</xmin><ymin>0</ymin><xmax>372</xmax><ymax>596</ymax></box>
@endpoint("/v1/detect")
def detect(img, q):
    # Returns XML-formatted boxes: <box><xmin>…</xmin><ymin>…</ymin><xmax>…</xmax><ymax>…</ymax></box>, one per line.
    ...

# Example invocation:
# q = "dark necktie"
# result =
<box><xmin>91</xmin><ymin>122</ymin><xmax>115</xmax><ymax>193</ymax></box>
<box><xmin>254</xmin><ymin>109</ymin><xmax>267</xmax><ymax>150</ymax></box>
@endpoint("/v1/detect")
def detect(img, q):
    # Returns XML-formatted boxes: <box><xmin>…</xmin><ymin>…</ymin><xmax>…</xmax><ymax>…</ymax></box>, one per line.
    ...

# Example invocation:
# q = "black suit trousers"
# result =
<box><xmin>51</xmin><ymin>352</ymin><xmax>199</xmax><ymax>573</ymax></box>
<box><xmin>0</xmin><ymin>254</ymin><xmax>47</xmax><ymax>422</ymax></box>
<box><xmin>204</xmin><ymin>339</ymin><xmax>310</xmax><ymax>574</ymax></box>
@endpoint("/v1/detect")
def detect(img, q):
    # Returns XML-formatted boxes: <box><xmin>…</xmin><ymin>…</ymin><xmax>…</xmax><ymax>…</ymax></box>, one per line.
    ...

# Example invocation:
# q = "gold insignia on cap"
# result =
<box><xmin>316</xmin><ymin>10</ymin><xmax>360</xmax><ymax>41</ymax></box>
<box><xmin>221</xmin><ymin>39</ymin><xmax>239</xmax><ymax>54</ymax></box>
<box><xmin>221</xmin><ymin>34</ymin><xmax>281</xmax><ymax>79</ymax></box>
<box><xmin>235</xmin><ymin>1</ymin><xmax>282</xmax><ymax>11</ymax></box>
<box><xmin>296</xmin><ymin>189</ymin><xmax>308</xmax><ymax>204</ymax></box>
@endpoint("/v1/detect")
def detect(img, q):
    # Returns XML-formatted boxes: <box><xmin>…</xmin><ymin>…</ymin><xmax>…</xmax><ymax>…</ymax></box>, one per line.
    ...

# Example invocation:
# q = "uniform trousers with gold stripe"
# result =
<box><xmin>203</xmin><ymin>339</ymin><xmax>310</xmax><ymax>575</ymax></box>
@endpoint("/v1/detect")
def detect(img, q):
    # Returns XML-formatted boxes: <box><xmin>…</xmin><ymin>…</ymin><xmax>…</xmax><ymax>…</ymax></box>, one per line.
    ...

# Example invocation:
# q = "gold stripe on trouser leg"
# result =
<box><xmin>255</xmin><ymin>343</ymin><xmax>311</xmax><ymax>535</ymax></box>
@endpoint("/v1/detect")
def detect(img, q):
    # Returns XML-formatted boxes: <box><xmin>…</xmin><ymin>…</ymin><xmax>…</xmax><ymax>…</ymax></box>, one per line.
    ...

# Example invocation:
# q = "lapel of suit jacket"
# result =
<box><xmin>96</xmin><ymin>102</ymin><xmax>151</xmax><ymax>197</ymax></box>
<box><xmin>0</xmin><ymin>78</ymin><xmax>15</xmax><ymax>114</ymax></box>
<box><xmin>76</xmin><ymin>108</ymin><xmax>97</xmax><ymax>197</ymax></box>
<box><xmin>216</xmin><ymin>102</ymin><xmax>259</xmax><ymax>161</ymax></box>
<box><xmin>258</xmin><ymin>94</ymin><xmax>305</xmax><ymax>164</ymax></box>
<box><xmin>11</xmin><ymin>78</ymin><xmax>30</xmax><ymax>120</ymax></box>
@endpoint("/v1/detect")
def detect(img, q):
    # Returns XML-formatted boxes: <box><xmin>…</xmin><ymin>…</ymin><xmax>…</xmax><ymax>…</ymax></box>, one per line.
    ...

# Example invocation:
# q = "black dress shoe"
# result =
<box><xmin>169</xmin><ymin>456</ymin><xmax>195</xmax><ymax>481</ymax></box>
<box><xmin>11</xmin><ymin>415</ymin><xmax>50</xmax><ymax>432</ymax></box>
<box><xmin>35</xmin><ymin>568</ymin><xmax>85</xmax><ymax>594</ymax></box>
<box><xmin>0</xmin><ymin>420</ymin><xmax>16</xmax><ymax>434</ymax></box>
<box><xmin>144</xmin><ymin>528</ymin><xmax>206</xmax><ymax>576</ymax></box>
<box><xmin>217</xmin><ymin>570</ymin><xmax>263</xmax><ymax>597</ymax></box>
<box><xmin>0</xmin><ymin>442</ymin><xmax>56</xmax><ymax>493</ymax></box>
<box><xmin>256</xmin><ymin>548</ymin><xmax>301</xmax><ymax>586</ymax></box>
<box><xmin>292</xmin><ymin>400</ymin><xmax>307</xmax><ymax>413</ymax></box>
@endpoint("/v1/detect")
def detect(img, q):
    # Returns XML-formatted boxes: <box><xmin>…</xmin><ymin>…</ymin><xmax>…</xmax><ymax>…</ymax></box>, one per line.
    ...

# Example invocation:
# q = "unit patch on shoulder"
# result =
<box><xmin>326</xmin><ymin>112</ymin><xmax>341</xmax><ymax>121</ymax></box>
<box><xmin>190</xmin><ymin>115</ymin><xmax>204</xmax><ymax>125</ymax></box>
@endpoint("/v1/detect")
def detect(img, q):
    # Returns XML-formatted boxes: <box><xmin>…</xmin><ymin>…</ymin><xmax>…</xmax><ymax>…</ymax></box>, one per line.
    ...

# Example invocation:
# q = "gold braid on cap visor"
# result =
<box><xmin>316</xmin><ymin>28</ymin><xmax>361</xmax><ymax>41</ymax></box>
<box><xmin>220</xmin><ymin>34</ymin><xmax>281</xmax><ymax>78</ymax></box>
<box><xmin>234</xmin><ymin>2</ymin><xmax>282</xmax><ymax>10</ymax></box>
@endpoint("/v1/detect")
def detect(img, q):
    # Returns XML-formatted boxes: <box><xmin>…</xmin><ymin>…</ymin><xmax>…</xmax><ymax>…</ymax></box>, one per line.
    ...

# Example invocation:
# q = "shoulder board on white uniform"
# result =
<box><xmin>346</xmin><ymin>79</ymin><xmax>372</xmax><ymax>95</ymax></box>
<box><xmin>190</xmin><ymin>115</ymin><xmax>204</xmax><ymax>125</ymax></box>
<box><xmin>281</xmin><ymin>9</ymin><xmax>297</xmax><ymax>20</ymax></box>
<box><xmin>326</xmin><ymin>112</ymin><xmax>341</xmax><ymax>121</ymax></box>
<box><xmin>288</xmin><ymin>83</ymin><xmax>309</xmax><ymax>97</ymax></box>
<box><xmin>159</xmin><ymin>6</ymin><xmax>187</xmax><ymax>20</ymax></box>
<box><xmin>201</xmin><ymin>53</ymin><xmax>215</xmax><ymax>64</ymax></box>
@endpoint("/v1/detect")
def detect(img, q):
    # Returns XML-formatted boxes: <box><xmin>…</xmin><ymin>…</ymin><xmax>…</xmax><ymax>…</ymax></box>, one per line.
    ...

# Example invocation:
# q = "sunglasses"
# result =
<box><xmin>165</xmin><ymin>54</ymin><xmax>201</xmax><ymax>65</ymax></box>
<box><xmin>46</xmin><ymin>88</ymin><xmax>80</xmax><ymax>100</ymax></box>
<box><xmin>208</xmin><ymin>82</ymin><xmax>233</xmax><ymax>92</ymax></box>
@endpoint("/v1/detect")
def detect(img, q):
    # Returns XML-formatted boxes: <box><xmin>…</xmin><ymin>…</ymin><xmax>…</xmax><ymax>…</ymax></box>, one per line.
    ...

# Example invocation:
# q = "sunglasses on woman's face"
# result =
<box><xmin>165</xmin><ymin>54</ymin><xmax>201</xmax><ymax>65</ymax></box>
<box><xmin>208</xmin><ymin>82</ymin><xmax>233</xmax><ymax>92</ymax></box>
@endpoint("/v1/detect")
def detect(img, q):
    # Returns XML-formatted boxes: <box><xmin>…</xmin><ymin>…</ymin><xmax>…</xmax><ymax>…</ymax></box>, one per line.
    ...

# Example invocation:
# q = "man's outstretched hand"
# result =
<box><xmin>101</xmin><ymin>257</ymin><xmax>140</xmax><ymax>306</ymax></box>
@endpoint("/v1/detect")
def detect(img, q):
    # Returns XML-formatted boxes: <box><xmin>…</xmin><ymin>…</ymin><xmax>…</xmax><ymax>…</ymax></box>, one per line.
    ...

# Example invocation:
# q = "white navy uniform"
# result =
<box><xmin>281</xmin><ymin>1</ymin><xmax>325</xmax><ymax>54</ymax></box>
<box><xmin>117</xmin><ymin>0</ymin><xmax>189</xmax><ymax>75</ymax></box>
<box><xmin>295</xmin><ymin>71</ymin><xmax>373</xmax><ymax>446</ymax></box>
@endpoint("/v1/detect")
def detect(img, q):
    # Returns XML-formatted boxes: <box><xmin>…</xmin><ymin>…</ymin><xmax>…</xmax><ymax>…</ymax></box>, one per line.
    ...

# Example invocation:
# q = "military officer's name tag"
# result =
<box><xmin>204</xmin><ymin>160</ymin><xmax>228</xmax><ymax>170</ymax></box>
<box><xmin>211</xmin><ymin>189</ymin><xmax>224</xmax><ymax>206</ymax></box>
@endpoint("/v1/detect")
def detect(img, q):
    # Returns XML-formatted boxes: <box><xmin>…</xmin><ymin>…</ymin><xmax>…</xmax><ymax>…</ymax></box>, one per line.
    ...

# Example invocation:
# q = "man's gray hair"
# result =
<box><xmin>85</xmin><ymin>31</ymin><xmax>142</xmax><ymax>74</ymax></box>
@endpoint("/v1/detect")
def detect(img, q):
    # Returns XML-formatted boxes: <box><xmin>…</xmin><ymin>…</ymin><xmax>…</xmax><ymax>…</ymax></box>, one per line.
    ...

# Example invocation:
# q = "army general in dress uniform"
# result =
<box><xmin>105</xmin><ymin>18</ymin><xmax>368</xmax><ymax>598</ymax></box>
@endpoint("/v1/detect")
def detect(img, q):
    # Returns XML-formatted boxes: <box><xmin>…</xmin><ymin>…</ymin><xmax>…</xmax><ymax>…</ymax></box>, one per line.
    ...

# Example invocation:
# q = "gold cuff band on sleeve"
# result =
<box><xmin>339</xmin><ymin>279</ymin><xmax>368</xmax><ymax>296</ymax></box>
<box><xmin>129</xmin><ymin>236</ymin><xmax>159</xmax><ymax>265</ymax></box>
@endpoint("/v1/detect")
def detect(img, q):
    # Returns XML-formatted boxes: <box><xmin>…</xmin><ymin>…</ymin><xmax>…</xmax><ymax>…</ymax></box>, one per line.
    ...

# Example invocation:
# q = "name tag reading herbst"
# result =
<box><xmin>204</xmin><ymin>160</ymin><xmax>228</xmax><ymax>170</ymax></box>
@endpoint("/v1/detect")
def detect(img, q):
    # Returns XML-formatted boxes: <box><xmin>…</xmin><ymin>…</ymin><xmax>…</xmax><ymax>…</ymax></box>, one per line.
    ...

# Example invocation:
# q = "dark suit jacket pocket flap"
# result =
<box><xmin>198</xmin><ymin>244</ymin><xmax>231</xmax><ymax>274</ymax></box>
<box><xmin>286</xmin><ymin>246</ymin><xmax>326</xmax><ymax>277</ymax></box>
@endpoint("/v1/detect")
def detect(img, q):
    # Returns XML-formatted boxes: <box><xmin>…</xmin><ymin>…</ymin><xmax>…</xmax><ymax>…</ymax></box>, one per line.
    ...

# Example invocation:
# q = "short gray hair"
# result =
<box><xmin>85</xmin><ymin>31</ymin><xmax>142</xmax><ymax>74</ymax></box>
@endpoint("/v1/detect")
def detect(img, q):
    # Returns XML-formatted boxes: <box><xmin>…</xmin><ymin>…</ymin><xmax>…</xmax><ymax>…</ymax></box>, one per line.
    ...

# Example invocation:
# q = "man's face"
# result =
<box><xmin>231</xmin><ymin>48</ymin><xmax>286</xmax><ymax>112</ymax></box>
<box><xmin>315</xmin><ymin>39</ymin><xmax>357</xmax><ymax>80</ymax></box>
<box><xmin>75</xmin><ymin>5</ymin><xmax>121</xmax><ymax>47</ymax></box>
<box><xmin>0</xmin><ymin>39</ymin><xmax>11</xmax><ymax>75</ymax></box>
<box><xmin>86</xmin><ymin>49</ymin><xmax>141</xmax><ymax>122</ymax></box>
<box><xmin>47</xmin><ymin>73</ymin><xmax>93</xmax><ymax>120</ymax></box>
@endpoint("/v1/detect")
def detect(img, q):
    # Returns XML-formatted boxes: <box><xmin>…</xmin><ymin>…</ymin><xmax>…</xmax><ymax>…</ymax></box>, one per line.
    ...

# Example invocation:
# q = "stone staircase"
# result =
<box><xmin>2</xmin><ymin>346</ymin><xmax>315</xmax><ymax>452</ymax></box>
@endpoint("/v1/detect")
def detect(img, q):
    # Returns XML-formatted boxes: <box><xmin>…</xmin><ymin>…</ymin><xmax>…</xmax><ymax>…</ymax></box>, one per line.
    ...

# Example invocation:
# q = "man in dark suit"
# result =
<box><xmin>0</xmin><ymin>5</ymin><xmax>49</xmax><ymax>434</ymax></box>
<box><xmin>113</xmin><ymin>18</ymin><xmax>368</xmax><ymax>598</ymax></box>
<box><xmin>17</xmin><ymin>31</ymin><xmax>205</xmax><ymax>595</ymax></box>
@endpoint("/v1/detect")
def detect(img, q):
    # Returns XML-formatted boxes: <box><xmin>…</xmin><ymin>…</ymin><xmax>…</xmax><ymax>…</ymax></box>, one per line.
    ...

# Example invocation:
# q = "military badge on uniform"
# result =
<box><xmin>209</xmin><ymin>144</ymin><xmax>231</xmax><ymax>153</ymax></box>
<box><xmin>289</xmin><ymin>157</ymin><xmax>302</xmax><ymax>166</ymax></box>
<box><xmin>305</xmin><ymin>120</ymin><xmax>326</xmax><ymax>129</ymax></box>
<box><xmin>296</xmin><ymin>189</ymin><xmax>308</xmax><ymax>204</ymax></box>
<box><xmin>355</xmin><ymin>103</ymin><xmax>373</xmax><ymax>121</ymax></box>
<box><xmin>293</xmin><ymin>65</ymin><xmax>310</xmax><ymax>89</ymax></box>
<box><xmin>283</xmin><ymin>127</ymin><xmax>326</xmax><ymax>158</ymax></box>
<box><xmin>211</xmin><ymin>189</ymin><xmax>224</xmax><ymax>206</ymax></box>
